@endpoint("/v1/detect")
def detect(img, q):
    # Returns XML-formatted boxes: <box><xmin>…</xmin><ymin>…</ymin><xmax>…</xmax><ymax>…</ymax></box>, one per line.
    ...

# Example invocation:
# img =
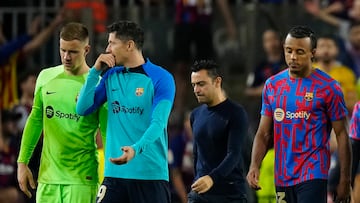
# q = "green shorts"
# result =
<box><xmin>36</xmin><ymin>183</ymin><xmax>98</xmax><ymax>203</ymax></box>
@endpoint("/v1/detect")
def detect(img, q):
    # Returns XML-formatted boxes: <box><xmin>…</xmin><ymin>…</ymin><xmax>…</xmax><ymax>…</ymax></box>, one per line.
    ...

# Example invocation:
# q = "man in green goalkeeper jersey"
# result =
<box><xmin>17</xmin><ymin>22</ymin><xmax>105</xmax><ymax>203</ymax></box>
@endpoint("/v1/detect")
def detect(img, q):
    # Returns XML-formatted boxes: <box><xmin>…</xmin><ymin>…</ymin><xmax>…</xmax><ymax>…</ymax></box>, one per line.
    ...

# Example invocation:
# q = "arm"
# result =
<box><xmin>170</xmin><ymin>168</ymin><xmax>188</xmax><ymax>203</ymax></box>
<box><xmin>246</xmin><ymin>115</ymin><xmax>273</xmax><ymax>190</ymax></box>
<box><xmin>76</xmin><ymin>67</ymin><xmax>107</xmax><ymax>115</ymax></box>
<box><xmin>77</xmin><ymin>53</ymin><xmax>117</xmax><ymax>115</ymax></box>
<box><xmin>208</xmin><ymin>107</ymin><xmax>248</xmax><ymax>182</ymax></box>
<box><xmin>110</xmin><ymin>71</ymin><xmax>176</xmax><ymax>164</ymax></box>
<box><xmin>215</xmin><ymin>0</ymin><xmax>237</xmax><ymax>40</ymax></box>
<box><xmin>17</xmin><ymin>86</ymin><xmax>44</xmax><ymax>198</ymax></box>
<box><xmin>17</xmin><ymin>88</ymin><xmax>44</xmax><ymax>164</ymax></box>
<box><xmin>332</xmin><ymin>119</ymin><xmax>352</xmax><ymax>201</ymax></box>
<box><xmin>22</xmin><ymin>11</ymin><xmax>63</xmax><ymax>56</ymax></box>
<box><xmin>131</xmin><ymin>72</ymin><xmax>176</xmax><ymax>155</ymax></box>
<box><xmin>304</xmin><ymin>0</ymin><xmax>342</xmax><ymax>27</ymax></box>
<box><xmin>0</xmin><ymin>35</ymin><xmax>32</xmax><ymax>65</ymax></box>
<box><xmin>191</xmin><ymin>106</ymin><xmax>249</xmax><ymax>194</ymax></box>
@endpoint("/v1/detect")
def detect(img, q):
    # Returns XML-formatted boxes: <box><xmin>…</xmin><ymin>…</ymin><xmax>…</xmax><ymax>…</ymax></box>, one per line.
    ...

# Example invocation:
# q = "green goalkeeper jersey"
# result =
<box><xmin>18</xmin><ymin>65</ymin><xmax>102</xmax><ymax>185</ymax></box>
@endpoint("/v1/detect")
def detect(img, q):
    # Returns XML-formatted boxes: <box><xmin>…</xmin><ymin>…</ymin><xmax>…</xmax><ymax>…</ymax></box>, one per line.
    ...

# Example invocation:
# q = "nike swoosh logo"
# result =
<box><xmin>46</xmin><ymin>91</ymin><xmax>56</xmax><ymax>95</ymax></box>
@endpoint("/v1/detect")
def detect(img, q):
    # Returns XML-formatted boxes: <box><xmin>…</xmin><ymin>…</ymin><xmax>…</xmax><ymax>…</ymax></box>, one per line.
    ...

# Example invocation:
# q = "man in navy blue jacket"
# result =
<box><xmin>189</xmin><ymin>60</ymin><xmax>249</xmax><ymax>203</ymax></box>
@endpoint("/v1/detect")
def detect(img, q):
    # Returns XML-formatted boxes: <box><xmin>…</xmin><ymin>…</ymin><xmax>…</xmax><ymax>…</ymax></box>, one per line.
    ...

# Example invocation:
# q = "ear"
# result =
<box><xmin>215</xmin><ymin>76</ymin><xmax>222</xmax><ymax>87</ymax></box>
<box><xmin>311</xmin><ymin>48</ymin><xmax>316</xmax><ymax>60</ymax></box>
<box><xmin>84</xmin><ymin>45</ymin><xmax>91</xmax><ymax>56</ymax></box>
<box><xmin>127</xmin><ymin>40</ymin><xmax>135</xmax><ymax>51</ymax></box>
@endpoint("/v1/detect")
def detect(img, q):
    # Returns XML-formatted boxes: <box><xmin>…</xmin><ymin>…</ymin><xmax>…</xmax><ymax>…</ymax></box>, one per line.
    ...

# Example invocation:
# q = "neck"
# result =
<box><xmin>66</xmin><ymin>63</ymin><xmax>90</xmax><ymax>76</ymax></box>
<box><xmin>124</xmin><ymin>52</ymin><xmax>145</xmax><ymax>68</ymax></box>
<box><xmin>289</xmin><ymin>64</ymin><xmax>314</xmax><ymax>79</ymax></box>
<box><xmin>208</xmin><ymin>91</ymin><xmax>227</xmax><ymax>107</ymax></box>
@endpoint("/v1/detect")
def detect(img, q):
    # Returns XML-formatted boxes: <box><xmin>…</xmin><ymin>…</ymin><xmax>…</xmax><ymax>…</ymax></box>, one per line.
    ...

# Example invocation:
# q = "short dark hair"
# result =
<box><xmin>60</xmin><ymin>22</ymin><xmax>89</xmax><ymax>42</ymax></box>
<box><xmin>107</xmin><ymin>20</ymin><xmax>144</xmax><ymax>49</ymax></box>
<box><xmin>288</xmin><ymin>25</ymin><xmax>317</xmax><ymax>49</ymax></box>
<box><xmin>191</xmin><ymin>59</ymin><xmax>222</xmax><ymax>79</ymax></box>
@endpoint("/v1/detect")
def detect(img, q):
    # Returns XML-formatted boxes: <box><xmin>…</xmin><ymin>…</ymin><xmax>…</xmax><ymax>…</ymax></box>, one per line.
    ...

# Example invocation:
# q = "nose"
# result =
<box><xmin>63</xmin><ymin>52</ymin><xmax>71</xmax><ymax>60</ymax></box>
<box><xmin>105</xmin><ymin>45</ymin><xmax>111</xmax><ymax>53</ymax></box>
<box><xmin>290</xmin><ymin>52</ymin><xmax>296</xmax><ymax>60</ymax></box>
<box><xmin>193</xmin><ymin>85</ymin><xmax>200</xmax><ymax>94</ymax></box>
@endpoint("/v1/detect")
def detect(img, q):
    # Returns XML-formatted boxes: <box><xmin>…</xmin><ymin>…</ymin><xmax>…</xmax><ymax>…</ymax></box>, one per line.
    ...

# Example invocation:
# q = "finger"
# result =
<box><xmin>19</xmin><ymin>182</ymin><xmax>31</xmax><ymax>198</ymax></box>
<box><xmin>28</xmin><ymin>176</ymin><xmax>36</xmax><ymax>189</ymax></box>
<box><xmin>197</xmin><ymin>185</ymin><xmax>209</xmax><ymax>194</ymax></box>
<box><xmin>25</xmin><ymin>190</ymin><xmax>32</xmax><ymax>198</ymax></box>
<box><xmin>110</xmin><ymin>156</ymin><xmax>127</xmax><ymax>165</ymax></box>
<box><xmin>249</xmin><ymin>179</ymin><xmax>261</xmax><ymax>190</ymax></box>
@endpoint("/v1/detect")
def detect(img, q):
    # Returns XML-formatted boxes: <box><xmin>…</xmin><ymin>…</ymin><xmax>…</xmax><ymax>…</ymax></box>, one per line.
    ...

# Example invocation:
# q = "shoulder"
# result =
<box><xmin>264</xmin><ymin>69</ymin><xmax>288</xmax><ymax>85</ymax></box>
<box><xmin>143</xmin><ymin>59</ymin><xmax>174</xmax><ymax>81</ymax></box>
<box><xmin>225</xmin><ymin>99</ymin><xmax>248</xmax><ymax>118</ymax></box>
<box><xmin>36</xmin><ymin>65</ymin><xmax>64</xmax><ymax>86</ymax></box>
<box><xmin>190</xmin><ymin>105</ymin><xmax>206</xmax><ymax>118</ymax></box>
<box><xmin>311</xmin><ymin>68</ymin><xmax>340</xmax><ymax>85</ymax></box>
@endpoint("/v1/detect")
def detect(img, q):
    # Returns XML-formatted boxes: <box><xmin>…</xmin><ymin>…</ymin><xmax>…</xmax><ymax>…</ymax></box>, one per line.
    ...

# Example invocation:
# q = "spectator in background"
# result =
<box><xmin>171</xmin><ymin>0</ymin><xmax>237</xmax><ymax>118</ymax></box>
<box><xmin>0</xmin><ymin>109</ymin><xmax>22</xmax><ymax>203</ymax></box>
<box><xmin>245</xmin><ymin>28</ymin><xmax>286</xmax><ymax>130</ymax></box>
<box><xmin>0</xmin><ymin>11</ymin><xmax>63</xmax><ymax>110</ymax></box>
<box><xmin>168</xmin><ymin>111</ymin><xmax>194</xmax><ymax>203</ymax></box>
<box><xmin>305</xmin><ymin>0</ymin><xmax>360</xmax><ymax>78</ymax></box>
<box><xmin>313</xmin><ymin>34</ymin><xmax>357</xmax><ymax>113</ymax></box>
<box><xmin>0</xmin><ymin>14</ymin><xmax>63</xmax><ymax>200</ymax></box>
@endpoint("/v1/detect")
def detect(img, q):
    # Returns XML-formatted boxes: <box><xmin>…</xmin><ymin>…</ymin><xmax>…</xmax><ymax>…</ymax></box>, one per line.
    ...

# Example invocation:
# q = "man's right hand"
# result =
<box><xmin>246</xmin><ymin>166</ymin><xmax>262</xmax><ymax>190</ymax></box>
<box><xmin>94</xmin><ymin>53</ymin><xmax>116</xmax><ymax>71</ymax></box>
<box><xmin>17</xmin><ymin>162</ymin><xmax>36</xmax><ymax>198</ymax></box>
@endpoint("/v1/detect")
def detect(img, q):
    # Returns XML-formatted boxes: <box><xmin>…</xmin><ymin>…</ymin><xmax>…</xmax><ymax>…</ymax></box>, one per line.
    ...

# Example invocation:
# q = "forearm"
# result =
<box><xmin>250</xmin><ymin>132</ymin><xmax>272</xmax><ymax>169</ymax></box>
<box><xmin>76</xmin><ymin>67</ymin><xmax>104</xmax><ymax>115</ymax></box>
<box><xmin>171</xmin><ymin>169</ymin><xmax>188</xmax><ymax>203</ymax></box>
<box><xmin>17</xmin><ymin>106</ymin><xmax>43</xmax><ymax>164</ymax></box>
<box><xmin>22</xmin><ymin>18</ymin><xmax>62</xmax><ymax>55</ymax></box>
<box><xmin>209</xmin><ymin>119</ymin><xmax>248</xmax><ymax>181</ymax></box>
<box><xmin>316</xmin><ymin>10</ymin><xmax>341</xmax><ymax>27</ymax></box>
<box><xmin>216</xmin><ymin>0</ymin><xmax>236</xmax><ymax>29</ymax></box>
<box><xmin>132</xmin><ymin>100</ymin><xmax>172</xmax><ymax>154</ymax></box>
<box><xmin>337</xmin><ymin>132</ymin><xmax>352</xmax><ymax>182</ymax></box>
<box><xmin>0</xmin><ymin>34</ymin><xmax>31</xmax><ymax>64</ymax></box>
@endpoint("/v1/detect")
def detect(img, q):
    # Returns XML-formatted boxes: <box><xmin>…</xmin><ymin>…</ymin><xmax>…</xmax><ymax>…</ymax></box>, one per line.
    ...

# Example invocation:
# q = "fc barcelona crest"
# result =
<box><xmin>135</xmin><ymin>87</ymin><xmax>144</xmax><ymax>96</ymax></box>
<box><xmin>304</xmin><ymin>92</ymin><xmax>313</xmax><ymax>101</ymax></box>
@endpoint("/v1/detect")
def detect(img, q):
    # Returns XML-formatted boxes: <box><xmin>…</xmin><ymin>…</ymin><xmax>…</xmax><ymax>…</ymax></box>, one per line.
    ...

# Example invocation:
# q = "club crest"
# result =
<box><xmin>304</xmin><ymin>92</ymin><xmax>313</xmax><ymax>101</ymax></box>
<box><xmin>135</xmin><ymin>87</ymin><xmax>144</xmax><ymax>96</ymax></box>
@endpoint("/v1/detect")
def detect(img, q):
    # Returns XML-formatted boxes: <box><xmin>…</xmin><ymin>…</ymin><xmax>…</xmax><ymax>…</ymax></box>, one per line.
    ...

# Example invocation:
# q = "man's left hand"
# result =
<box><xmin>191</xmin><ymin>175</ymin><xmax>214</xmax><ymax>194</ymax></box>
<box><xmin>110</xmin><ymin>146</ymin><xmax>135</xmax><ymax>165</ymax></box>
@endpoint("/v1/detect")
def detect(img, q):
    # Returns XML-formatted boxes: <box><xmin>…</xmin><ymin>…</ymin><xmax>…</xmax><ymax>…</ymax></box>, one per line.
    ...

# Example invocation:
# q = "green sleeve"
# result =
<box><xmin>17</xmin><ymin>87</ymin><xmax>43</xmax><ymax>164</ymax></box>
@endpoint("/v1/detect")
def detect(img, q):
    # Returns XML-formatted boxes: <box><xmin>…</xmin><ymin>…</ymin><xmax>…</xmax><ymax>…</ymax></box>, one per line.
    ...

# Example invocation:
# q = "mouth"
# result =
<box><xmin>289</xmin><ymin>63</ymin><xmax>299</xmax><ymax>69</ymax></box>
